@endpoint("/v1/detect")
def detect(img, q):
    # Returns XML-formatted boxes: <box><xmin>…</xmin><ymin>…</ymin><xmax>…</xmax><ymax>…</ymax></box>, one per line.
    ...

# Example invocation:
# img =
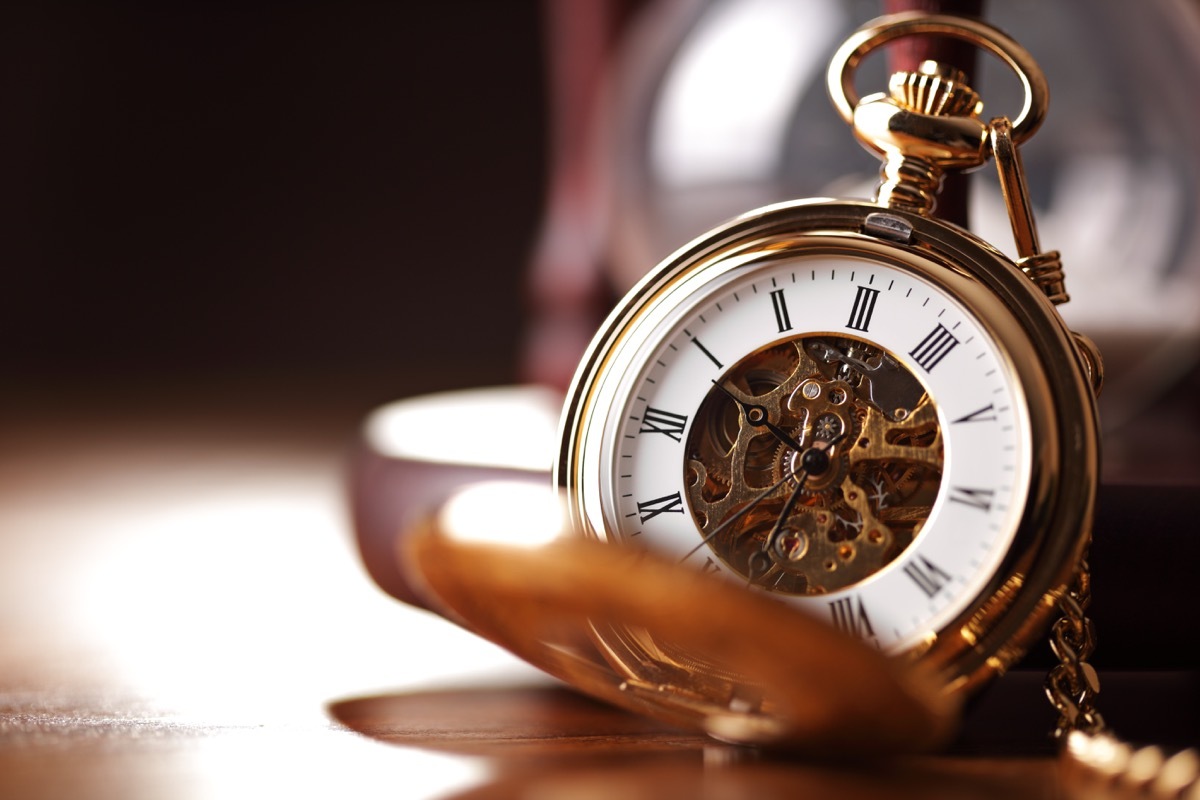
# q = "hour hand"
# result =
<box><xmin>710</xmin><ymin>380</ymin><xmax>804</xmax><ymax>451</ymax></box>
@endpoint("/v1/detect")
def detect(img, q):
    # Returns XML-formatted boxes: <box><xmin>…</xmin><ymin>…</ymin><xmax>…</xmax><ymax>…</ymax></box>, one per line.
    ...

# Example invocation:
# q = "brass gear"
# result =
<box><xmin>684</xmin><ymin>334</ymin><xmax>947</xmax><ymax>596</ymax></box>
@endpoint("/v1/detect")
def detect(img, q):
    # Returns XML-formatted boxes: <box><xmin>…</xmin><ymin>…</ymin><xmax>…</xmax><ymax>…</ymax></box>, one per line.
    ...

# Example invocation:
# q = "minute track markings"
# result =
<box><xmin>599</xmin><ymin>256</ymin><xmax>1028</xmax><ymax>652</ymax></box>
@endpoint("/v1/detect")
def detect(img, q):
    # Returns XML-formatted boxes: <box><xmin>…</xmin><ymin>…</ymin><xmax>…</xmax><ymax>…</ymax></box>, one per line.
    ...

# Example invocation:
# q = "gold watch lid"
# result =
<box><xmin>400</xmin><ymin>480</ymin><xmax>960</xmax><ymax>753</ymax></box>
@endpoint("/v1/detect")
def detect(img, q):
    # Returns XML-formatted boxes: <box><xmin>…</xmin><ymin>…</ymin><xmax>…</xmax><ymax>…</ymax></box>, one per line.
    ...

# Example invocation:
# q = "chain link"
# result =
<box><xmin>1050</xmin><ymin>551</ymin><xmax>1200</xmax><ymax>799</ymax></box>
<box><xmin>1045</xmin><ymin>554</ymin><xmax>1106</xmax><ymax>740</ymax></box>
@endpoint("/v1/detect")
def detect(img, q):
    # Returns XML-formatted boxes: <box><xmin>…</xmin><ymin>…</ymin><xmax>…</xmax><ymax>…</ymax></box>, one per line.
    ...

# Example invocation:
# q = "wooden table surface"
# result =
<box><xmin>0</xmin><ymin>384</ymin><xmax>1180</xmax><ymax>800</ymax></box>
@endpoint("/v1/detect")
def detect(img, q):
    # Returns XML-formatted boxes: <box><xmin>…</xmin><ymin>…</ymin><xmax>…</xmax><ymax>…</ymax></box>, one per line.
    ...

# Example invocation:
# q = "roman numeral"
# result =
<box><xmin>700</xmin><ymin>557</ymin><xmax>721</xmax><ymax>576</ymax></box>
<box><xmin>952</xmin><ymin>404</ymin><xmax>997</xmax><ymax>424</ymax></box>
<box><xmin>639</xmin><ymin>407</ymin><xmax>687</xmax><ymax>441</ymax></box>
<box><xmin>909</xmin><ymin>323</ymin><xmax>960</xmax><ymax>372</ymax></box>
<box><xmin>948</xmin><ymin>486</ymin><xmax>995</xmax><ymax>512</ymax></box>
<box><xmin>636</xmin><ymin>492</ymin><xmax>685</xmax><ymax>523</ymax></box>
<box><xmin>829</xmin><ymin>596</ymin><xmax>875</xmax><ymax>640</ymax></box>
<box><xmin>903</xmin><ymin>555</ymin><xmax>953</xmax><ymax>598</ymax></box>
<box><xmin>690</xmin><ymin>337</ymin><xmax>724</xmax><ymax>369</ymax></box>
<box><xmin>769</xmin><ymin>289</ymin><xmax>792</xmax><ymax>332</ymax></box>
<box><xmin>846</xmin><ymin>285</ymin><xmax>880</xmax><ymax>332</ymax></box>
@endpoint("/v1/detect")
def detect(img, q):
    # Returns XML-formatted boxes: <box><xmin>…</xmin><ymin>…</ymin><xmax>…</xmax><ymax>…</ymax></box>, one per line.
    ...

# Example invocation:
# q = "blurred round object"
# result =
<box><xmin>608</xmin><ymin>0</ymin><xmax>1200</xmax><ymax>426</ymax></box>
<box><xmin>348</xmin><ymin>385</ymin><xmax>561</xmax><ymax>609</ymax></box>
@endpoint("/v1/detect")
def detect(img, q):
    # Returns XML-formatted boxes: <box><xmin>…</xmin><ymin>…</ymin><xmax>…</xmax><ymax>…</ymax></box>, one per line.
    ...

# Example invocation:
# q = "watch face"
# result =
<box><xmin>589</xmin><ymin>253</ymin><xmax>1031</xmax><ymax>652</ymax></box>
<box><xmin>561</xmin><ymin>202</ymin><xmax>1097</xmax><ymax>699</ymax></box>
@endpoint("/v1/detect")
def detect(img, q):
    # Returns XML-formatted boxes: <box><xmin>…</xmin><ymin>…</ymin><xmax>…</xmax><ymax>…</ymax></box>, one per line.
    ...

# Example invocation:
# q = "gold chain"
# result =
<box><xmin>1045</xmin><ymin>552</ymin><xmax>1105</xmax><ymax>740</ymax></box>
<box><xmin>1052</xmin><ymin>552</ymin><xmax>1200</xmax><ymax>797</ymax></box>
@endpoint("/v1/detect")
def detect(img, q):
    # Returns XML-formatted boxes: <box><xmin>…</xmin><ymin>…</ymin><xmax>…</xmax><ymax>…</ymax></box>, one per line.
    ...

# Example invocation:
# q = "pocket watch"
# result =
<box><xmin>552</xmin><ymin>13</ymin><xmax>1103</xmax><ymax>747</ymax></box>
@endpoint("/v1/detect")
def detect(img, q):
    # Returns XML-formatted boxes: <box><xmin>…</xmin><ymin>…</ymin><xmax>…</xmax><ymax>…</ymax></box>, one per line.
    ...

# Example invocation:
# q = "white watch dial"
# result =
<box><xmin>595</xmin><ymin>254</ymin><xmax>1031</xmax><ymax>652</ymax></box>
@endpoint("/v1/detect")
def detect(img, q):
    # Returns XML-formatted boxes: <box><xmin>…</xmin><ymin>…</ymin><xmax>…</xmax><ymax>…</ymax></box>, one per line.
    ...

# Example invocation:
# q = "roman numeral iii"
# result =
<box><xmin>846</xmin><ymin>285</ymin><xmax>880</xmax><ymax>332</ymax></box>
<box><xmin>909</xmin><ymin>323</ymin><xmax>960</xmax><ymax>372</ymax></box>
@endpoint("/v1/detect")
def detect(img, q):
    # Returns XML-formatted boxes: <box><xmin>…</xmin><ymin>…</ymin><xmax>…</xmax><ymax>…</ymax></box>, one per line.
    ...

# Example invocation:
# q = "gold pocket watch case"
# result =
<box><xmin>384</xmin><ymin>12</ymin><xmax>1110</xmax><ymax>755</ymax></box>
<box><xmin>552</xmin><ymin>14</ymin><xmax>1100</xmax><ymax>745</ymax></box>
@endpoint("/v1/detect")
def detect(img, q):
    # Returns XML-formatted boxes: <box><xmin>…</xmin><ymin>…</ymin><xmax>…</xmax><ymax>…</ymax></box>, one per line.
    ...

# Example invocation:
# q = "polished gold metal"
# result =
<box><xmin>990</xmin><ymin>116</ymin><xmax>1070</xmax><ymax>304</ymax></box>
<box><xmin>1063</xmin><ymin>731</ymin><xmax>1200</xmax><ymax>799</ymax></box>
<box><xmin>987</xmin><ymin>117</ymin><xmax>1105</xmax><ymax>395</ymax></box>
<box><xmin>401</xmin><ymin>507</ymin><xmax>959</xmax><ymax>753</ymax></box>
<box><xmin>828</xmin><ymin>13</ymin><xmax>1048</xmax><ymax>217</ymax></box>
<box><xmin>559</xmin><ymin>201</ymin><xmax>1100</xmax><ymax>715</ymax></box>
<box><xmin>1073</xmin><ymin>332</ymin><xmax>1106</xmax><ymax>396</ymax></box>
<box><xmin>827</xmin><ymin>13</ymin><xmax>1048</xmax><ymax>142</ymax></box>
<box><xmin>547</xmin><ymin>12</ymin><xmax>1102</xmax><ymax>754</ymax></box>
<box><xmin>827</xmin><ymin>14</ymin><xmax>1079</xmax><ymax>332</ymax></box>
<box><xmin>1045</xmin><ymin>556</ymin><xmax>1104</xmax><ymax>740</ymax></box>
<box><xmin>851</xmin><ymin>60</ymin><xmax>989</xmax><ymax>214</ymax></box>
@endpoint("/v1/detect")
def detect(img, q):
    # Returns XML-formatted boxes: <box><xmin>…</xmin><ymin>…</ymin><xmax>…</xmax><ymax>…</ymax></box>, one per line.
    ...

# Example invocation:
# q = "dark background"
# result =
<box><xmin>1</xmin><ymin>2</ymin><xmax>547</xmax><ymax>414</ymax></box>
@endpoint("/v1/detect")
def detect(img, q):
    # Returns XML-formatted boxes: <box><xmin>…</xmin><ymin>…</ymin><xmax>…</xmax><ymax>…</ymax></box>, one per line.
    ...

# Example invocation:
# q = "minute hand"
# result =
<box><xmin>710</xmin><ymin>380</ymin><xmax>804</xmax><ymax>452</ymax></box>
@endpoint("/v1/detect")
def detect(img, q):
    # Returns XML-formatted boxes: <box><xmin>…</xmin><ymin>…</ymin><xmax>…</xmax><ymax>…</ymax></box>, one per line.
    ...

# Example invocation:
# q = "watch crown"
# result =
<box><xmin>889</xmin><ymin>61</ymin><xmax>983</xmax><ymax>119</ymax></box>
<box><xmin>849</xmin><ymin>59</ymin><xmax>989</xmax><ymax>216</ymax></box>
